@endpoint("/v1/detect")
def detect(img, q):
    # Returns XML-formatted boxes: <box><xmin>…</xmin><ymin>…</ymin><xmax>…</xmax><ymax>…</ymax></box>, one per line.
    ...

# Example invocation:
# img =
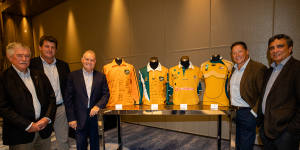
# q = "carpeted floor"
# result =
<box><xmin>0</xmin><ymin>122</ymin><xmax>263</xmax><ymax>150</ymax></box>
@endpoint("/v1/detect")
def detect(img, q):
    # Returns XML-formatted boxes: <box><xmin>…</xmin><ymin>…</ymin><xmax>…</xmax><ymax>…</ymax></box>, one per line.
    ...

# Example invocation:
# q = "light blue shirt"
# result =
<box><xmin>262</xmin><ymin>55</ymin><xmax>292</xmax><ymax>114</ymax></box>
<box><xmin>41</xmin><ymin>57</ymin><xmax>63</xmax><ymax>105</ymax></box>
<box><xmin>82</xmin><ymin>68</ymin><xmax>93</xmax><ymax>108</ymax></box>
<box><xmin>13</xmin><ymin>65</ymin><xmax>41</xmax><ymax>119</ymax></box>
<box><xmin>230</xmin><ymin>58</ymin><xmax>250</xmax><ymax>107</ymax></box>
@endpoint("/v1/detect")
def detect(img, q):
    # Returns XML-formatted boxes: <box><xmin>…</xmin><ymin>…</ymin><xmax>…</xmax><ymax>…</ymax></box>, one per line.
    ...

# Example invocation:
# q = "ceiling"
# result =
<box><xmin>1</xmin><ymin>0</ymin><xmax>66</xmax><ymax>17</ymax></box>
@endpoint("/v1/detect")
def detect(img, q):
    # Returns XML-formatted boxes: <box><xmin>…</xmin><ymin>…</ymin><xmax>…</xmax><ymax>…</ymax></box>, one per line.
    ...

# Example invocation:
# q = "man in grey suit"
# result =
<box><xmin>230</xmin><ymin>41</ymin><xmax>267</xmax><ymax>150</ymax></box>
<box><xmin>258</xmin><ymin>34</ymin><xmax>300</xmax><ymax>150</ymax></box>
<box><xmin>30</xmin><ymin>35</ymin><xmax>70</xmax><ymax>150</ymax></box>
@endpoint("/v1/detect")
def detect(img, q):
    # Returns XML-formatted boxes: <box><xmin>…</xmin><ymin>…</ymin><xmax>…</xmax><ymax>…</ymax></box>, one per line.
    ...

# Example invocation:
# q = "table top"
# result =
<box><xmin>100</xmin><ymin>105</ymin><xmax>230</xmax><ymax>116</ymax></box>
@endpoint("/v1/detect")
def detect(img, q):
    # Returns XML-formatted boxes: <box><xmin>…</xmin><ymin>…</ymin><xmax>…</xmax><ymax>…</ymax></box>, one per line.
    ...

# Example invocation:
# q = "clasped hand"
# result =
<box><xmin>27</xmin><ymin>117</ymin><xmax>49</xmax><ymax>133</ymax></box>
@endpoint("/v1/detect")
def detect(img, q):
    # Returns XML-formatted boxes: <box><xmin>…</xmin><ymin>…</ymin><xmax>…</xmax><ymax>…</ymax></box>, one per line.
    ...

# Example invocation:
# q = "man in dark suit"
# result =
<box><xmin>0</xmin><ymin>42</ymin><xmax>56</xmax><ymax>150</ymax></box>
<box><xmin>230</xmin><ymin>41</ymin><xmax>267</xmax><ymax>150</ymax></box>
<box><xmin>258</xmin><ymin>34</ymin><xmax>300</xmax><ymax>150</ymax></box>
<box><xmin>64</xmin><ymin>50</ymin><xmax>109</xmax><ymax>150</ymax></box>
<box><xmin>30</xmin><ymin>35</ymin><xmax>70</xmax><ymax>150</ymax></box>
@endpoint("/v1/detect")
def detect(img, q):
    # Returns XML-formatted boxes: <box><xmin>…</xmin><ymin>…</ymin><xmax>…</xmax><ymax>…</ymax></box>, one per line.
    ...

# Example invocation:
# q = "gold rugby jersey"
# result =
<box><xmin>169</xmin><ymin>62</ymin><xmax>202</xmax><ymax>105</ymax></box>
<box><xmin>103</xmin><ymin>59</ymin><xmax>139</xmax><ymax>106</ymax></box>
<box><xmin>200</xmin><ymin>59</ymin><xmax>233</xmax><ymax>106</ymax></box>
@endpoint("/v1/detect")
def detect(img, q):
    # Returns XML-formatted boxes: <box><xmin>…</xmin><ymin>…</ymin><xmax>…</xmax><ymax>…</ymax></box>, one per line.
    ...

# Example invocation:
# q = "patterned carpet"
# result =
<box><xmin>0</xmin><ymin>122</ymin><xmax>263</xmax><ymax>150</ymax></box>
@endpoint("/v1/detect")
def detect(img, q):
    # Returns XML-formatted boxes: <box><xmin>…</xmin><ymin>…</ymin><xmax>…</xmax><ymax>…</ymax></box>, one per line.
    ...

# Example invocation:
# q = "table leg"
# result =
<box><xmin>117</xmin><ymin>115</ymin><xmax>122</xmax><ymax>150</ymax></box>
<box><xmin>98</xmin><ymin>114</ymin><xmax>105</xmax><ymax>150</ymax></box>
<box><xmin>230</xmin><ymin>110</ymin><xmax>236</xmax><ymax>150</ymax></box>
<box><xmin>218</xmin><ymin>115</ymin><xmax>222</xmax><ymax>150</ymax></box>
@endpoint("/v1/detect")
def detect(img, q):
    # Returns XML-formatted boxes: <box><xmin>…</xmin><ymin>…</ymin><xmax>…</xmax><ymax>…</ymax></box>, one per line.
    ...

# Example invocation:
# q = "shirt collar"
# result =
<box><xmin>178</xmin><ymin>61</ymin><xmax>194</xmax><ymax>69</ymax></box>
<box><xmin>271</xmin><ymin>55</ymin><xmax>291</xmax><ymax>69</ymax></box>
<box><xmin>82</xmin><ymin>68</ymin><xmax>94</xmax><ymax>75</ymax></box>
<box><xmin>147</xmin><ymin>62</ymin><xmax>162</xmax><ymax>72</ymax></box>
<box><xmin>40</xmin><ymin>56</ymin><xmax>56</xmax><ymax>65</ymax></box>
<box><xmin>234</xmin><ymin>58</ymin><xmax>250</xmax><ymax>71</ymax></box>
<box><xmin>12</xmin><ymin>64</ymin><xmax>30</xmax><ymax>78</ymax></box>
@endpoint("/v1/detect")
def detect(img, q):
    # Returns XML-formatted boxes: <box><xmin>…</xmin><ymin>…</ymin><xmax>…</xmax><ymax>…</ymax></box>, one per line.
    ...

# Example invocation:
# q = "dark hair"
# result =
<box><xmin>231</xmin><ymin>41</ymin><xmax>248</xmax><ymax>50</ymax></box>
<box><xmin>268</xmin><ymin>34</ymin><xmax>293</xmax><ymax>48</ymax></box>
<box><xmin>39</xmin><ymin>35</ymin><xmax>58</xmax><ymax>48</ymax></box>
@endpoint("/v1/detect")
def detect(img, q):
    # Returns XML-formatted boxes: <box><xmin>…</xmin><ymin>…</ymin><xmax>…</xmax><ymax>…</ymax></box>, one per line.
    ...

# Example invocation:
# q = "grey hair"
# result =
<box><xmin>6</xmin><ymin>42</ymin><xmax>31</xmax><ymax>58</ymax></box>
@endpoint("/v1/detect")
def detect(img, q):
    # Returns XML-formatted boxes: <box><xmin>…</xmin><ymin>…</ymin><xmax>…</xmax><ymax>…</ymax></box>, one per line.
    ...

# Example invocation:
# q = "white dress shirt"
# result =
<box><xmin>41</xmin><ymin>57</ymin><xmax>63</xmax><ymax>105</ymax></box>
<box><xmin>12</xmin><ymin>65</ymin><xmax>42</xmax><ymax>131</ymax></box>
<box><xmin>82</xmin><ymin>68</ymin><xmax>93</xmax><ymax>108</ymax></box>
<box><xmin>230</xmin><ymin>58</ymin><xmax>250</xmax><ymax>107</ymax></box>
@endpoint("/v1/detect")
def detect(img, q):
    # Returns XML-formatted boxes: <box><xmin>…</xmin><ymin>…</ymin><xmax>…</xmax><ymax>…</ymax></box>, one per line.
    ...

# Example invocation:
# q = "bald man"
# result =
<box><xmin>64</xmin><ymin>50</ymin><xmax>110</xmax><ymax>150</ymax></box>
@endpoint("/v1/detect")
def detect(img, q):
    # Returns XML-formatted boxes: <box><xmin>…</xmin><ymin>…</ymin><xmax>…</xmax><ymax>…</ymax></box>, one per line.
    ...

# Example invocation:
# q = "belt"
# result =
<box><xmin>56</xmin><ymin>103</ymin><xmax>63</xmax><ymax>107</ymax></box>
<box><xmin>231</xmin><ymin>105</ymin><xmax>250</xmax><ymax>111</ymax></box>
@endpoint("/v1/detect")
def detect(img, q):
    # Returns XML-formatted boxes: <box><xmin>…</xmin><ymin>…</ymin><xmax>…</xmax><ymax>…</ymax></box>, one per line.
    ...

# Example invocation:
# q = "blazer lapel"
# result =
<box><xmin>268</xmin><ymin>57</ymin><xmax>294</xmax><ymax>97</ymax></box>
<box><xmin>30</xmin><ymin>72</ymin><xmax>42</xmax><ymax>104</ymax></box>
<box><xmin>10</xmin><ymin>67</ymin><xmax>34</xmax><ymax>106</ymax></box>
<box><xmin>240</xmin><ymin>60</ymin><xmax>252</xmax><ymax>88</ymax></box>
<box><xmin>79</xmin><ymin>70</ymin><xmax>88</xmax><ymax>97</ymax></box>
<box><xmin>37</xmin><ymin>57</ymin><xmax>45</xmax><ymax>72</ymax></box>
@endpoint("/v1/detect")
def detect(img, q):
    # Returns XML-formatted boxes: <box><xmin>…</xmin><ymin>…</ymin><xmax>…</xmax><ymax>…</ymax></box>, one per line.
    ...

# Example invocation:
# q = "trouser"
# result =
<box><xmin>259</xmin><ymin>125</ymin><xmax>300</xmax><ymax>150</ymax></box>
<box><xmin>75</xmin><ymin>113</ymin><xmax>99</xmax><ymax>150</ymax></box>
<box><xmin>9</xmin><ymin>133</ymin><xmax>51</xmax><ymax>150</ymax></box>
<box><xmin>235</xmin><ymin>108</ymin><xmax>256</xmax><ymax>150</ymax></box>
<box><xmin>54</xmin><ymin>104</ymin><xmax>69</xmax><ymax>150</ymax></box>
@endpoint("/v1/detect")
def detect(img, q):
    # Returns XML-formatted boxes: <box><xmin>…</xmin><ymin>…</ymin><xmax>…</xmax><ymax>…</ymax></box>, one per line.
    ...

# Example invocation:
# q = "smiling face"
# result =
<box><xmin>269</xmin><ymin>38</ymin><xmax>292</xmax><ymax>64</ymax></box>
<box><xmin>231</xmin><ymin>44</ymin><xmax>249</xmax><ymax>69</ymax></box>
<box><xmin>8</xmin><ymin>47</ymin><xmax>31</xmax><ymax>72</ymax></box>
<box><xmin>81</xmin><ymin>51</ymin><xmax>96</xmax><ymax>73</ymax></box>
<box><xmin>39</xmin><ymin>40</ymin><xmax>56</xmax><ymax>63</ymax></box>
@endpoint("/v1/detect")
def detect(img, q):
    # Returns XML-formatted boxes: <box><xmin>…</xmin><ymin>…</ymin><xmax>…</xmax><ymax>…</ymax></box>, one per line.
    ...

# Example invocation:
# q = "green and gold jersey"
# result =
<box><xmin>138</xmin><ymin>63</ymin><xmax>169</xmax><ymax>105</ymax></box>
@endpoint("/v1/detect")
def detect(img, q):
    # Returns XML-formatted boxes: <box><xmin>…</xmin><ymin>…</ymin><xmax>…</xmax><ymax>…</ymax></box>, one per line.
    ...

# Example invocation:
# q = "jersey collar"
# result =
<box><xmin>147</xmin><ymin>62</ymin><xmax>162</xmax><ymax>72</ymax></box>
<box><xmin>178</xmin><ymin>61</ymin><xmax>194</xmax><ymax>69</ymax></box>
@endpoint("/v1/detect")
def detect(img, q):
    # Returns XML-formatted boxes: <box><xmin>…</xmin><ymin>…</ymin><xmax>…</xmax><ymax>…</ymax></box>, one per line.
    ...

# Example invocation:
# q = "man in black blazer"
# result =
<box><xmin>257</xmin><ymin>34</ymin><xmax>300</xmax><ymax>150</ymax></box>
<box><xmin>230</xmin><ymin>41</ymin><xmax>267</xmax><ymax>150</ymax></box>
<box><xmin>64</xmin><ymin>50</ymin><xmax>109</xmax><ymax>150</ymax></box>
<box><xmin>30</xmin><ymin>35</ymin><xmax>70</xmax><ymax>150</ymax></box>
<box><xmin>0</xmin><ymin>42</ymin><xmax>56</xmax><ymax>150</ymax></box>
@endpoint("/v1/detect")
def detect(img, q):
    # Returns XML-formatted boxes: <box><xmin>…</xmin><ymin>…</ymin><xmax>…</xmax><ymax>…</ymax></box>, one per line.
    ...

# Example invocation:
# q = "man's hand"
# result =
<box><xmin>27</xmin><ymin>123</ymin><xmax>40</xmax><ymax>133</ymax></box>
<box><xmin>69</xmin><ymin>121</ymin><xmax>77</xmax><ymax>130</ymax></box>
<box><xmin>36</xmin><ymin>117</ymin><xmax>49</xmax><ymax>130</ymax></box>
<box><xmin>89</xmin><ymin>106</ymin><xmax>100</xmax><ymax>117</ymax></box>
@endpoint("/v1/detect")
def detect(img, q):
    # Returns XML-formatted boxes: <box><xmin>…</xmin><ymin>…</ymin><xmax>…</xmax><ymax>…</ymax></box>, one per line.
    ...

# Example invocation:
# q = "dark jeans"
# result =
<box><xmin>259</xmin><ymin>125</ymin><xmax>300</xmax><ymax>150</ymax></box>
<box><xmin>235</xmin><ymin>108</ymin><xmax>256</xmax><ymax>150</ymax></box>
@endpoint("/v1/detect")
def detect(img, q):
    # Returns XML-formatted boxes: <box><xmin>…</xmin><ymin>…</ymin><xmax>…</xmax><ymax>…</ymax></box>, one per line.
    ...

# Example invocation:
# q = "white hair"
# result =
<box><xmin>6</xmin><ymin>42</ymin><xmax>31</xmax><ymax>58</ymax></box>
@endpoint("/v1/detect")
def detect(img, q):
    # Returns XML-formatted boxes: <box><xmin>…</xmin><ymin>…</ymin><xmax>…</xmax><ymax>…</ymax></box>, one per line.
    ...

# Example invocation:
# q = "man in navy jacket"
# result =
<box><xmin>64</xmin><ymin>50</ymin><xmax>109</xmax><ymax>150</ymax></box>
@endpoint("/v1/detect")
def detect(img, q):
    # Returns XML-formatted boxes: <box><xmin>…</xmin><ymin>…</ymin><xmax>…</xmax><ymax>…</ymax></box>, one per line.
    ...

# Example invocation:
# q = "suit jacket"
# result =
<box><xmin>30</xmin><ymin>57</ymin><xmax>70</xmax><ymax>99</ymax></box>
<box><xmin>0</xmin><ymin>67</ymin><xmax>56</xmax><ymax>145</ymax></box>
<box><xmin>257</xmin><ymin>57</ymin><xmax>300</xmax><ymax>139</ymax></box>
<box><xmin>230</xmin><ymin>59</ymin><xmax>267</xmax><ymax>109</ymax></box>
<box><xmin>64</xmin><ymin>69</ymin><xmax>110</xmax><ymax>129</ymax></box>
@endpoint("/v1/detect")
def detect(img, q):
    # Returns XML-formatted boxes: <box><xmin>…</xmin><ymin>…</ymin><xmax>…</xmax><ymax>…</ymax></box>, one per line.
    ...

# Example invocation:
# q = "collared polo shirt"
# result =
<box><xmin>103</xmin><ymin>59</ymin><xmax>139</xmax><ymax>106</ymax></box>
<box><xmin>200</xmin><ymin>59</ymin><xmax>233</xmax><ymax>106</ymax></box>
<box><xmin>169</xmin><ymin>62</ymin><xmax>202</xmax><ymax>105</ymax></box>
<box><xmin>138</xmin><ymin>63</ymin><xmax>169</xmax><ymax>105</ymax></box>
